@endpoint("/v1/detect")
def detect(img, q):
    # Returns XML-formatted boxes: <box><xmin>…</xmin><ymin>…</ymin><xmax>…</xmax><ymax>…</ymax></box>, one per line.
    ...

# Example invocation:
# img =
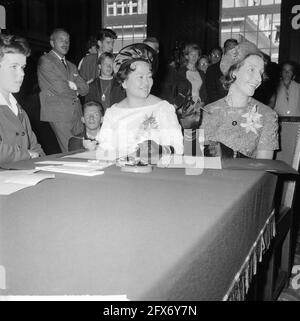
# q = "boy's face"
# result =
<box><xmin>0</xmin><ymin>53</ymin><xmax>26</xmax><ymax>96</ymax></box>
<box><xmin>81</xmin><ymin>105</ymin><xmax>102</xmax><ymax>131</ymax></box>
<box><xmin>98</xmin><ymin>37</ymin><xmax>114</xmax><ymax>53</ymax></box>
<box><xmin>99</xmin><ymin>57</ymin><xmax>113</xmax><ymax>78</ymax></box>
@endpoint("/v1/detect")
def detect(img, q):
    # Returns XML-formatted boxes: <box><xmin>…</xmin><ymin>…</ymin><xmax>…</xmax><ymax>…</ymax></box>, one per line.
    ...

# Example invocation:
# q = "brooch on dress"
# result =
<box><xmin>240</xmin><ymin>104</ymin><xmax>262</xmax><ymax>135</ymax></box>
<box><xmin>141</xmin><ymin>113</ymin><xmax>158</xmax><ymax>131</ymax></box>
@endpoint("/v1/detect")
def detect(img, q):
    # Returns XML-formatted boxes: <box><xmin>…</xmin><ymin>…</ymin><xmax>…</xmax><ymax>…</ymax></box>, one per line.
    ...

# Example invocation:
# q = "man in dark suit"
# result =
<box><xmin>206</xmin><ymin>38</ymin><xmax>238</xmax><ymax>104</ymax></box>
<box><xmin>37</xmin><ymin>28</ymin><xmax>89</xmax><ymax>152</ymax></box>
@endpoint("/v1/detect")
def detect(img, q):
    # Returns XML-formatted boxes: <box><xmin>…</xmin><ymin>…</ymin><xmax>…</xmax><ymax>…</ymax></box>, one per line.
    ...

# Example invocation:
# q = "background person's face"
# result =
<box><xmin>51</xmin><ymin>31</ymin><xmax>70</xmax><ymax>57</ymax></box>
<box><xmin>99</xmin><ymin>57</ymin><xmax>113</xmax><ymax>78</ymax></box>
<box><xmin>99</xmin><ymin>37</ymin><xmax>114</xmax><ymax>53</ymax></box>
<box><xmin>210</xmin><ymin>50</ymin><xmax>222</xmax><ymax>64</ymax></box>
<box><xmin>82</xmin><ymin>105</ymin><xmax>102</xmax><ymax>131</ymax></box>
<box><xmin>0</xmin><ymin>53</ymin><xmax>26</xmax><ymax>96</ymax></box>
<box><xmin>281</xmin><ymin>64</ymin><xmax>294</xmax><ymax>86</ymax></box>
<box><xmin>199</xmin><ymin>57</ymin><xmax>209</xmax><ymax>73</ymax></box>
<box><xmin>187</xmin><ymin>50</ymin><xmax>199</xmax><ymax>66</ymax></box>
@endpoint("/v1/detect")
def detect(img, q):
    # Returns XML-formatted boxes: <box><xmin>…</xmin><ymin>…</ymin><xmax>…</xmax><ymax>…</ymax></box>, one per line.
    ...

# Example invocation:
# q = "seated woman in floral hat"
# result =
<box><xmin>200</xmin><ymin>41</ymin><xmax>279</xmax><ymax>159</ymax></box>
<box><xmin>98</xmin><ymin>43</ymin><xmax>183</xmax><ymax>164</ymax></box>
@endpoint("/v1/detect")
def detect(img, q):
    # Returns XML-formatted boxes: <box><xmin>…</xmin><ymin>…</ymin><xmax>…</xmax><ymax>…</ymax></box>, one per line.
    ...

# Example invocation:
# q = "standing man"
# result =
<box><xmin>38</xmin><ymin>28</ymin><xmax>89</xmax><ymax>153</ymax></box>
<box><xmin>79</xmin><ymin>28</ymin><xmax>117</xmax><ymax>85</ymax></box>
<box><xmin>0</xmin><ymin>34</ymin><xmax>44</xmax><ymax>164</ymax></box>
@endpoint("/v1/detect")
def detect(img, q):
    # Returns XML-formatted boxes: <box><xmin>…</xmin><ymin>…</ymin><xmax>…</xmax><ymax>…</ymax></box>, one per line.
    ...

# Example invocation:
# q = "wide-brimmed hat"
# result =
<box><xmin>220</xmin><ymin>41</ymin><xmax>261</xmax><ymax>75</ymax></box>
<box><xmin>113</xmin><ymin>43</ymin><xmax>158</xmax><ymax>74</ymax></box>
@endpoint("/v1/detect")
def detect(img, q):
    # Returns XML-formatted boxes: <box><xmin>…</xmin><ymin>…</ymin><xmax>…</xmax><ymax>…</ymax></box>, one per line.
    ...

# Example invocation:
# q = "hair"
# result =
<box><xmin>116</xmin><ymin>60</ymin><xmax>152</xmax><ymax>84</ymax></box>
<box><xmin>223</xmin><ymin>38</ymin><xmax>238</xmax><ymax>54</ymax></box>
<box><xmin>0</xmin><ymin>34</ymin><xmax>31</xmax><ymax>60</ymax></box>
<box><xmin>210</xmin><ymin>46</ymin><xmax>222</xmax><ymax>56</ymax></box>
<box><xmin>98</xmin><ymin>52</ymin><xmax>114</xmax><ymax>65</ymax></box>
<box><xmin>183</xmin><ymin>43</ymin><xmax>201</xmax><ymax>57</ymax></box>
<box><xmin>199</xmin><ymin>54</ymin><xmax>209</xmax><ymax>62</ymax></box>
<box><xmin>223</xmin><ymin>52</ymin><xmax>265</xmax><ymax>90</ymax></box>
<box><xmin>50</xmin><ymin>28</ymin><xmax>69</xmax><ymax>41</ymax></box>
<box><xmin>83</xmin><ymin>100</ymin><xmax>104</xmax><ymax>116</ymax></box>
<box><xmin>97</xmin><ymin>28</ymin><xmax>117</xmax><ymax>42</ymax></box>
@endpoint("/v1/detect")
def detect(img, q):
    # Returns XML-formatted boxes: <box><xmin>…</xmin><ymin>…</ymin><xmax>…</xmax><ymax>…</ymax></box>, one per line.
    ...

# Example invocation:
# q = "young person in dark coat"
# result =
<box><xmin>84</xmin><ymin>52</ymin><xmax>125</xmax><ymax>111</ymax></box>
<box><xmin>0</xmin><ymin>34</ymin><xmax>44</xmax><ymax>164</ymax></box>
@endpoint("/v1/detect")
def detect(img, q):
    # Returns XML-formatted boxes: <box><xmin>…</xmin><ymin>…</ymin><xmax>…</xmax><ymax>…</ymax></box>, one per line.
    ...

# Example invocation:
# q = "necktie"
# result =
<box><xmin>61</xmin><ymin>58</ymin><xmax>67</xmax><ymax>69</ymax></box>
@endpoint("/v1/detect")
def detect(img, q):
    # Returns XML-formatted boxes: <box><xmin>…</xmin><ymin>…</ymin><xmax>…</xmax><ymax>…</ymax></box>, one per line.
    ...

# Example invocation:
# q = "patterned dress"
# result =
<box><xmin>200</xmin><ymin>97</ymin><xmax>279</xmax><ymax>158</ymax></box>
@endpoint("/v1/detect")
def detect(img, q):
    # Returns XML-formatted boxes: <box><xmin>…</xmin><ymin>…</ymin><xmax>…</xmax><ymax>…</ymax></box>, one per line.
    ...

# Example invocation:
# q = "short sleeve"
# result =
<box><xmin>257</xmin><ymin>110</ymin><xmax>279</xmax><ymax>151</ymax></box>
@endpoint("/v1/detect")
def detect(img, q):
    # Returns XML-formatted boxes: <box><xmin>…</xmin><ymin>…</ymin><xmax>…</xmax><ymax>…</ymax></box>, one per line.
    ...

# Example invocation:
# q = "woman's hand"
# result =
<box><xmin>28</xmin><ymin>150</ymin><xmax>40</xmax><ymax>159</ymax></box>
<box><xmin>137</xmin><ymin>140</ymin><xmax>161</xmax><ymax>165</ymax></box>
<box><xmin>83</xmin><ymin>139</ymin><xmax>98</xmax><ymax>151</ymax></box>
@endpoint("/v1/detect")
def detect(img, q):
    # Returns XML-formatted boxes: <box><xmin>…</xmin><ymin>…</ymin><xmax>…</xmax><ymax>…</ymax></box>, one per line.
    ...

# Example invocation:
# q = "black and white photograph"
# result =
<box><xmin>0</xmin><ymin>0</ymin><xmax>300</xmax><ymax>310</ymax></box>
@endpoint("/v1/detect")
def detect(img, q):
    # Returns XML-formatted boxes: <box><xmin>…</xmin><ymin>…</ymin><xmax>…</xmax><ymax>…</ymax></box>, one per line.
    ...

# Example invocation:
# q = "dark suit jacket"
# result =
<box><xmin>0</xmin><ymin>103</ymin><xmax>44</xmax><ymax>164</ymax></box>
<box><xmin>205</xmin><ymin>61</ymin><xmax>227</xmax><ymax>104</ymax></box>
<box><xmin>37</xmin><ymin>51</ymin><xmax>89</xmax><ymax>123</ymax></box>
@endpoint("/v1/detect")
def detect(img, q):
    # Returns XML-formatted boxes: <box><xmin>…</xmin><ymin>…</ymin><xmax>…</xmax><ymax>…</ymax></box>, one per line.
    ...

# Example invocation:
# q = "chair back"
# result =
<box><xmin>275</xmin><ymin>117</ymin><xmax>300</xmax><ymax>207</ymax></box>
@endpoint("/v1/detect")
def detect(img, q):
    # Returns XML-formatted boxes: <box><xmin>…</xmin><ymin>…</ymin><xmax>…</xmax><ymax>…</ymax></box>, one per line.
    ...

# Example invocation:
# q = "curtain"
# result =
<box><xmin>146</xmin><ymin>0</ymin><xmax>220</xmax><ymax>64</ymax></box>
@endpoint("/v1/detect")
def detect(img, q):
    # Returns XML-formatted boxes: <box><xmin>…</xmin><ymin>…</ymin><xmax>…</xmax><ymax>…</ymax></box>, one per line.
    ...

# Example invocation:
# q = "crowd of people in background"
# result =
<box><xmin>1</xmin><ymin>27</ymin><xmax>300</xmax><ymax>165</ymax></box>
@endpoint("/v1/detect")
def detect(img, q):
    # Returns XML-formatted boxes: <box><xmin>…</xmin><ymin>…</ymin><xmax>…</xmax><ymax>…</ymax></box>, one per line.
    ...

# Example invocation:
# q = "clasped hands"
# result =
<box><xmin>83</xmin><ymin>139</ymin><xmax>98</xmax><ymax>151</ymax></box>
<box><xmin>128</xmin><ymin>140</ymin><xmax>173</xmax><ymax>165</ymax></box>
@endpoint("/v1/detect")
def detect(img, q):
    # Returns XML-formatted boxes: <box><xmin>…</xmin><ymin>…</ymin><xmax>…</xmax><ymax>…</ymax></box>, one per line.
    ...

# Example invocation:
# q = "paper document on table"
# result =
<box><xmin>35</xmin><ymin>161</ymin><xmax>108</xmax><ymax>176</ymax></box>
<box><xmin>0</xmin><ymin>170</ymin><xmax>55</xmax><ymax>195</ymax></box>
<box><xmin>63</xmin><ymin>150</ymin><xmax>98</xmax><ymax>160</ymax></box>
<box><xmin>35</xmin><ymin>165</ymin><xmax>104</xmax><ymax>176</ymax></box>
<box><xmin>157</xmin><ymin>155</ymin><xmax>222</xmax><ymax>169</ymax></box>
<box><xmin>36</xmin><ymin>159</ymin><xmax>113</xmax><ymax>169</ymax></box>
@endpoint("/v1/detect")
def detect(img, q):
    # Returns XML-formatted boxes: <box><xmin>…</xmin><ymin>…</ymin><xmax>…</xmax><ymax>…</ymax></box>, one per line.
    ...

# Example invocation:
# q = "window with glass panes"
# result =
<box><xmin>221</xmin><ymin>0</ymin><xmax>281</xmax><ymax>62</ymax></box>
<box><xmin>103</xmin><ymin>0</ymin><xmax>147</xmax><ymax>53</ymax></box>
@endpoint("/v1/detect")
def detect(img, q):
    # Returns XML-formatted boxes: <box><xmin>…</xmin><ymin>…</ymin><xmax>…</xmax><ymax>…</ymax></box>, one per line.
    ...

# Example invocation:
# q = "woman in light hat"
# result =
<box><xmin>98</xmin><ymin>43</ymin><xmax>183</xmax><ymax>163</ymax></box>
<box><xmin>200</xmin><ymin>42</ymin><xmax>279</xmax><ymax>159</ymax></box>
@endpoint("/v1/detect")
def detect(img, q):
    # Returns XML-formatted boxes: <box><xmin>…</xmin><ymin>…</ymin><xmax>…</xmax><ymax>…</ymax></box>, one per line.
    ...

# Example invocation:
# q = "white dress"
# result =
<box><xmin>97</xmin><ymin>100</ymin><xmax>183</xmax><ymax>160</ymax></box>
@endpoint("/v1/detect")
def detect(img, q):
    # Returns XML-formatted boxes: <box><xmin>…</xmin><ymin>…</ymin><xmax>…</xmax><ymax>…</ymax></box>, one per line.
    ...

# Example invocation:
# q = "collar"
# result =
<box><xmin>51</xmin><ymin>50</ymin><xmax>66</xmax><ymax>62</ymax></box>
<box><xmin>0</xmin><ymin>92</ymin><xmax>19</xmax><ymax>116</ymax></box>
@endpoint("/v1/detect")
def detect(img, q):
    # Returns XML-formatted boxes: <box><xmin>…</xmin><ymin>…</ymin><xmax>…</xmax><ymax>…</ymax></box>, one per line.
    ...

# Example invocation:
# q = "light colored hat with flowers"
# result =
<box><xmin>220</xmin><ymin>41</ymin><xmax>261</xmax><ymax>76</ymax></box>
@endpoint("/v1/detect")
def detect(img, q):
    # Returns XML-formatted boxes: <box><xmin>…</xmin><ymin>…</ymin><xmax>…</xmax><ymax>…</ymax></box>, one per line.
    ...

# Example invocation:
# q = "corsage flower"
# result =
<box><xmin>141</xmin><ymin>113</ymin><xmax>158</xmax><ymax>131</ymax></box>
<box><xmin>240</xmin><ymin>105</ymin><xmax>262</xmax><ymax>135</ymax></box>
<box><xmin>135</xmin><ymin>113</ymin><xmax>159</xmax><ymax>142</ymax></box>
